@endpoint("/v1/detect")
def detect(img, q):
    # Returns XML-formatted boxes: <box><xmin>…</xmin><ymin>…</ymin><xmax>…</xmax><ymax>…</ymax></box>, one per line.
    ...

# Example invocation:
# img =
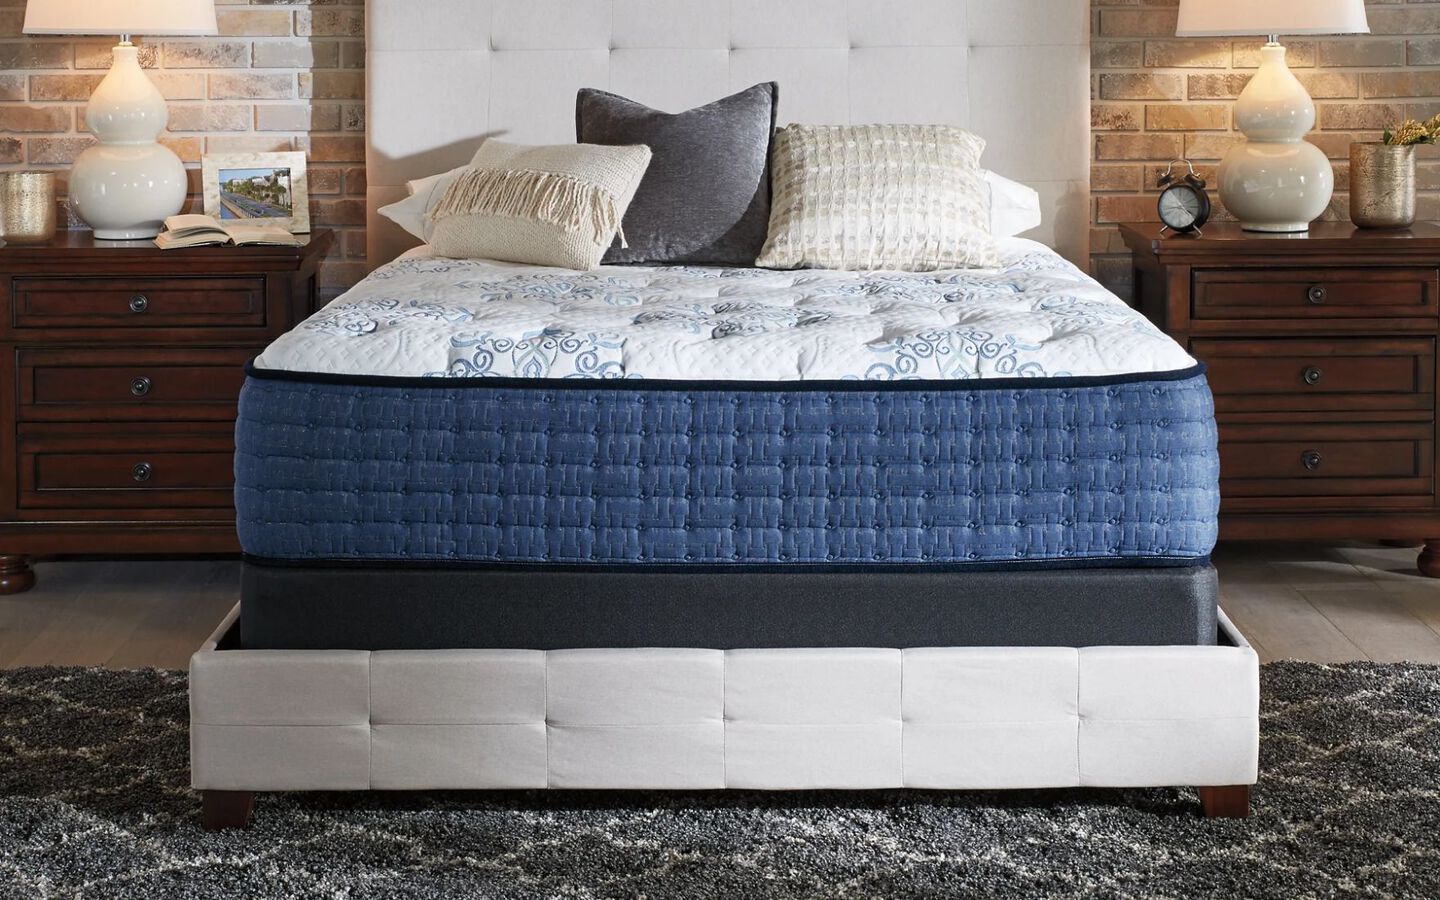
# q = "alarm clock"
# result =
<box><xmin>1156</xmin><ymin>158</ymin><xmax>1211</xmax><ymax>236</ymax></box>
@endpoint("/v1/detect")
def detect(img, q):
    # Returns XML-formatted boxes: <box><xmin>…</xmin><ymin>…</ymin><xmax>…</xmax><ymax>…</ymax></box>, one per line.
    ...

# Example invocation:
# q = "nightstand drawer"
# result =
<box><xmin>1197</xmin><ymin>338</ymin><xmax>1434</xmax><ymax>415</ymax></box>
<box><xmin>17</xmin><ymin>348</ymin><xmax>250</xmax><ymax>422</ymax></box>
<box><xmin>1219</xmin><ymin>423</ymin><xmax>1433</xmax><ymax>498</ymax></box>
<box><xmin>17</xmin><ymin>427</ymin><xmax>234</xmax><ymax>511</ymax></box>
<box><xmin>11</xmin><ymin>276</ymin><xmax>267</xmax><ymax>329</ymax></box>
<box><xmin>1192</xmin><ymin>267</ymin><xmax>1438</xmax><ymax>320</ymax></box>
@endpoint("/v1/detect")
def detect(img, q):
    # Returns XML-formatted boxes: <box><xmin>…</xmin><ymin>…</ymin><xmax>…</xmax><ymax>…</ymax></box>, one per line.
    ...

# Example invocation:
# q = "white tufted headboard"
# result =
<box><xmin>365</xmin><ymin>0</ymin><xmax>1090</xmax><ymax>269</ymax></box>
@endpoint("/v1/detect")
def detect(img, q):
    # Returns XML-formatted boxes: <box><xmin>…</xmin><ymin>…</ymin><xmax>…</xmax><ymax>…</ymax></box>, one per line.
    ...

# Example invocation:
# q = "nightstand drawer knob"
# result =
<box><xmin>1303</xmin><ymin>366</ymin><xmax>1323</xmax><ymax>386</ymax></box>
<box><xmin>128</xmin><ymin>294</ymin><xmax>150</xmax><ymax>314</ymax></box>
<box><xmin>1301</xmin><ymin>450</ymin><xmax>1323</xmax><ymax>471</ymax></box>
<box><xmin>129</xmin><ymin>376</ymin><xmax>152</xmax><ymax>397</ymax></box>
<box><xmin>1307</xmin><ymin>285</ymin><xmax>1327</xmax><ymax>305</ymax></box>
<box><xmin>131</xmin><ymin>462</ymin><xmax>153</xmax><ymax>483</ymax></box>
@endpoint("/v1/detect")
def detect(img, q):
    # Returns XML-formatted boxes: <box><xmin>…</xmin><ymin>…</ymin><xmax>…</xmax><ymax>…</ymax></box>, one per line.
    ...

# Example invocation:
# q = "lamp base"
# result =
<box><xmin>1219</xmin><ymin>139</ymin><xmax>1334</xmax><ymax>235</ymax></box>
<box><xmin>71</xmin><ymin>143</ymin><xmax>187</xmax><ymax>241</ymax></box>
<box><xmin>1218</xmin><ymin>42</ymin><xmax>1334</xmax><ymax>235</ymax></box>
<box><xmin>93</xmin><ymin>227</ymin><xmax>172</xmax><ymax>241</ymax></box>
<box><xmin>70</xmin><ymin>42</ymin><xmax>188</xmax><ymax>241</ymax></box>
<box><xmin>1238</xmin><ymin>222</ymin><xmax>1312</xmax><ymax>234</ymax></box>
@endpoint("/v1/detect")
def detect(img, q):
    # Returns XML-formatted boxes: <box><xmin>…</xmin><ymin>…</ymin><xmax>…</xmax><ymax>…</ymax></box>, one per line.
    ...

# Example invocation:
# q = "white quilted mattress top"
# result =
<box><xmin>254</xmin><ymin>239</ymin><xmax>1196</xmax><ymax>381</ymax></box>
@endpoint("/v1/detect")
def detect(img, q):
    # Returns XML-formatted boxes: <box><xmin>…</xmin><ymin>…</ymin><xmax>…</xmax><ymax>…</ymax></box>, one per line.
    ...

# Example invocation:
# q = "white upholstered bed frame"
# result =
<box><xmin>190</xmin><ymin>0</ymin><xmax>1260</xmax><ymax>828</ymax></box>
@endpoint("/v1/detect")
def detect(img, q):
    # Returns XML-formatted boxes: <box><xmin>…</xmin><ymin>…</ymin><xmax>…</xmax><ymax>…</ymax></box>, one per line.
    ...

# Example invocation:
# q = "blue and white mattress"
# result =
<box><xmin>238</xmin><ymin>239</ymin><xmax>1219</xmax><ymax>570</ymax></box>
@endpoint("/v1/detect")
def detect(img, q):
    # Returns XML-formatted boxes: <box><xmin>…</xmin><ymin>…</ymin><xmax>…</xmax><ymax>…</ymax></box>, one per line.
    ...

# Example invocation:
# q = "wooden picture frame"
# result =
<box><xmin>201</xmin><ymin>152</ymin><xmax>310</xmax><ymax>234</ymax></box>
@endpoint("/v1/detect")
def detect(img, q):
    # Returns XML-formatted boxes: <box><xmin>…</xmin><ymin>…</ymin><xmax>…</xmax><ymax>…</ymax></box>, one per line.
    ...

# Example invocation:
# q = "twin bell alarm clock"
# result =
<box><xmin>1156</xmin><ymin>158</ymin><xmax>1211</xmax><ymax>236</ymax></box>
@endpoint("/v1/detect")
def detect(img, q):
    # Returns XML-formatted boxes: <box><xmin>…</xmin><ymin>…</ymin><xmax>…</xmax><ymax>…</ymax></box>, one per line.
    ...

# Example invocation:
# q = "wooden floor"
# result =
<box><xmin>1</xmin><ymin>542</ymin><xmax>1439</xmax><ymax>669</ymax></box>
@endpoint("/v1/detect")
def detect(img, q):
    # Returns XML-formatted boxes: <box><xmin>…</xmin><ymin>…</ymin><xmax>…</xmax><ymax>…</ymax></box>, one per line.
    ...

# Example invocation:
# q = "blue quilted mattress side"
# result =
<box><xmin>235</xmin><ymin>369</ymin><xmax>1220</xmax><ymax>566</ymax></box>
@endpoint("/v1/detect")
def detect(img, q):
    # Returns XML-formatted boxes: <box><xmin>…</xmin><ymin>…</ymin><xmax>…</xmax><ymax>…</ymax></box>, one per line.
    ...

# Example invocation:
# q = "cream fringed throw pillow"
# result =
<box><xmin>756</xmin><ymin>124</ymin><xmax>1000</xmax><ymax>272</ymax></box>
<box><xmin>428</xmin><ymin>140</ymin><xmax>652</xmax><ymax>270</ymax></box>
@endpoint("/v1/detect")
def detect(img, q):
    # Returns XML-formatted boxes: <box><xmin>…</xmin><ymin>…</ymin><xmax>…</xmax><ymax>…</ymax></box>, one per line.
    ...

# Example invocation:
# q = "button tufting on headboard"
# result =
<box><xmin>364</xmin><ymin>0</ymin><xmax>1089</xmax><ymax>269</ymax></box>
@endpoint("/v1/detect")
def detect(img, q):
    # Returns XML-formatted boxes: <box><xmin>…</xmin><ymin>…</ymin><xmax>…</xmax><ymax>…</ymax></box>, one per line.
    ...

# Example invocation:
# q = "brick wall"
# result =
<box><xmin>1092</xmin><ymin>0</ymin><xmax>1440</xmax><ymax>300</ymax></box>
<box><xmin>0</xmin><ymin>0</ymin><xmax>366</xmax><ymax>298</ymax></box>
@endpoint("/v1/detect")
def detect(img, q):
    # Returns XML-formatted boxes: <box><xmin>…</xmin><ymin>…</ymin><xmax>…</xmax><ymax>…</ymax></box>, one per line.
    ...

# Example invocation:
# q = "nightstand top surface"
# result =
<box><xmin>1121</xmin><ymin>222</ymin><xmax>1440</xmax><ymax>258</ymax></box>
<box><xmin>0</xmin><ymin>228</ymin><xmax>333</xmax><ymax>263</ymax></box>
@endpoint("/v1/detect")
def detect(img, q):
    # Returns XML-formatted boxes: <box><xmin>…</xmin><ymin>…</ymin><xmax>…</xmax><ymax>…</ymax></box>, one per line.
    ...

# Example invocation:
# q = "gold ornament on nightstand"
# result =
<box><xmin>0</xmin><ymin>172</ymin><xmax>57</xmax><ymax>245</ymax></box>
<box><xmin>1351</xmin><ymin>115</ymin><xmax>1435</xmax><ymax>230</ymax></box>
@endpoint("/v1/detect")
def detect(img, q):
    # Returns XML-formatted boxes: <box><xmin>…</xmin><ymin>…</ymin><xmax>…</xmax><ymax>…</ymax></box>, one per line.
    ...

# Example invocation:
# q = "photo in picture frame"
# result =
<box><xmin>201</xmin><ymin>151</ymin><xmax>310</xmax><ymax>234</ymax></box>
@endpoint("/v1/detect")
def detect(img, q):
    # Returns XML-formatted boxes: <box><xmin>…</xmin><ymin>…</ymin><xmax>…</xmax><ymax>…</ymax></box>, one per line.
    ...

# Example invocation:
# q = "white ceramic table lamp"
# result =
<box><xmin>23</xmin><ymin>0</ymin><xmax>217</xmax><ymax>240</ymax></box>
<box><xmin>1177</xmin><ymin>0</ymin><xmax>1368</xmax><ymax>232</ymax></box>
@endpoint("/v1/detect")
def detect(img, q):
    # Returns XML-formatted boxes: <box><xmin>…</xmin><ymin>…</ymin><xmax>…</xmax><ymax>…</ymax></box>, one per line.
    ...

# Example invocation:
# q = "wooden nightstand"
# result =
<box><xmin>1122</xmin><ymin>222</ymin><xmax>1440</xmax><ymax>577</ymax></box>
<box><xmin>0</xmin><ymin>229</ymin><xmax>332</xmax><ymax>593</ymax></box>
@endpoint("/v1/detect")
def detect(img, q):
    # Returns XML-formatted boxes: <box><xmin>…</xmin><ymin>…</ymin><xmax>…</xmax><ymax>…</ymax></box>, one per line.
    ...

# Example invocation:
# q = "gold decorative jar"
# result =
<box><xmin>1350</xmin><ymin>142</ymin><xmax>1416</xmax><ymax>229</ymax></box>
<box><xmin>0</xmin><ymin>172</ymin><xmax>58</xmax><ymax>244</ymax></box>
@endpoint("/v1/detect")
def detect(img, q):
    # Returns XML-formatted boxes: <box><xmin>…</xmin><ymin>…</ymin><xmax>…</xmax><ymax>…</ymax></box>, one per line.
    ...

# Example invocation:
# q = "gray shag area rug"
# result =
<box><xmin>0</xmin><ymin>663</ymin><xmax>1437</xmax><ymax>899</ymax></box>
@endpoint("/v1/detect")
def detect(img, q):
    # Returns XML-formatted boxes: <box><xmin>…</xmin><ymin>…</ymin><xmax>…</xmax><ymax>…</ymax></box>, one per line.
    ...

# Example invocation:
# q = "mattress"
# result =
<box><xmin>254</xmin><ymin>240</ymin><xmax>1196</xmax><ymax>381</ymax></box>
<box><xmin>237</xmin><ymin>239</ymin><xmax>1220</xmax><ymax>570</ymax></box>
<box><xmin>239</xmin><ymin>562</ymin><xmax>1220</xmax><ymax>650</ymax></box>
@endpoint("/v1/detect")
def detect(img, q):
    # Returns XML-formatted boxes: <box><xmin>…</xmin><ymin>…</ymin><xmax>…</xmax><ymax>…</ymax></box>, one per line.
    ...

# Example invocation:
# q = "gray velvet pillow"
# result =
<box><xmin>576</xmin><ymin>83</ymin><xmax>778</xmax><ymax>266</ymax></box>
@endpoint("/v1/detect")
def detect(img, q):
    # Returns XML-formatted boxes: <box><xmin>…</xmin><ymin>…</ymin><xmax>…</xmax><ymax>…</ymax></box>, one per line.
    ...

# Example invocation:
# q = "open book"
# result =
<box><xmin>154</xmin><ymin>215</ymin><xmax>302</xmax><ymax>250</ymax></box>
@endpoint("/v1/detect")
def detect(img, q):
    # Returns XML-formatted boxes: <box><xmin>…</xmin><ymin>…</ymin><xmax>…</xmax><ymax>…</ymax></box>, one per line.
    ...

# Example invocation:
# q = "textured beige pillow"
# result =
<box><xmin>756</xmin><ymin>124</ymin><xmax>1000</xmax><ymax>271</ymax></box>
<box><xmin>428</xmin><ymin>139</ymin><xmax>652</xmax><ymax>270</ymax></box>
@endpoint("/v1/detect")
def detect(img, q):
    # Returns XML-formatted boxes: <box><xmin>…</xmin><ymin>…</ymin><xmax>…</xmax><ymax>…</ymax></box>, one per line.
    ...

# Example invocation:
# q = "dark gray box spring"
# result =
<box><xmin>239</xmin><ymin>561</ymin><xmax>1219</xmax><ymax>650</ymax></box>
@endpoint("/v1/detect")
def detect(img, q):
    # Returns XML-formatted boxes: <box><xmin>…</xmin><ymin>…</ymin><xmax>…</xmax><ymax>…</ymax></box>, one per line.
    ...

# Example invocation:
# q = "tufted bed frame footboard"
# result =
<box><xmin>190</xmin><ymin>605</ymin><xmax>1259</xmax><ymax>828</ymax></box>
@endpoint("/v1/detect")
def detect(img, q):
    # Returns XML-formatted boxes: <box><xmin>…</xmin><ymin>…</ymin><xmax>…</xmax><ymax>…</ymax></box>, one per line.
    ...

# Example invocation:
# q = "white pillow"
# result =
<box><xmin>757</xmin><ymin>124</ymin><xmax>999</xmax><ymax>271</ymax></box>
<box><xmin>427</xmin><ymin>139</ymin><xmax>652</xmax><ymax>270</ymax></box>
<box><xmin>983</xmin><ymin>170</ymin><xmax>1042</xmax><ymax>237</ymax></box>
<box><xmin>377</xmin><ymin>167</ymin><xmax>466</xmax><ymax>241</ymax></box>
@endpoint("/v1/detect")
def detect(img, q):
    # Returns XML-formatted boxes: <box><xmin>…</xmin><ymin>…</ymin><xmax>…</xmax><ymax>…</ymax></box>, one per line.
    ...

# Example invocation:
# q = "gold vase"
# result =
<box><xmin>0</xmin><ymin>172</ymin><xmax>58</xmax><ymax>244</ymax></box>
<box><xmin>1350</xmin><ymin>143</ymin><xmax>1416</xmax><ymax>229</ymax></box>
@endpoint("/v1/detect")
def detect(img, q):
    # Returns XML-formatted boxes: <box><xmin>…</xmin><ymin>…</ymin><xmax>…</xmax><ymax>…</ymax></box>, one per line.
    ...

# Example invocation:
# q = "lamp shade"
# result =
<box><xmin>23</xmin><ymin>0</ymin><xmax>217</xmax><ymax>36</ymax></box>
<box><xmin>1176</xmin><ymin>0</ymin><xmax>1368</xmax><ymax>37</ymax></box>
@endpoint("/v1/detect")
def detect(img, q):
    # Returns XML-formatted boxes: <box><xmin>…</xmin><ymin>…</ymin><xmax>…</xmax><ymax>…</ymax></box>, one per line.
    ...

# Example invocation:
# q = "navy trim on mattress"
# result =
<box><xmin>235</xmin><ymin>367</ymin><xmax>1220</xmax><ymax>567</ymax></box>
<box><xmin>239</xmin><ymin>561</ymin><xmax>1220</xmax><ymax>650</ymax></box>
<box><xmin>244</xmin><ymin>359</ymin><xmax>1208</xmax><ymax>391</ymax></box>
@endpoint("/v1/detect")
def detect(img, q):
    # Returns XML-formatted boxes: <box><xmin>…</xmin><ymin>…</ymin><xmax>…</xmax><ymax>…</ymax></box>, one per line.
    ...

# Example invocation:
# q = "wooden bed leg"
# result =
<box><xmin>1418</xmin><ymin>540</ymin><xmax>1440</xmax><ymax>578</ymax></box>
<box><xmin>1197</xmin><ymin>785</ymin><xmax>1250</xmax><ymax>819</ymax></box>
<box><xmin>202</xmin><ymin>790</ymin><xmax>255</xmax><ymax>830</ymax></box>
<box><xmin>0</xmin><ymin>554</ymin><xmax>35</xmax><ymax>594</ymax></box>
